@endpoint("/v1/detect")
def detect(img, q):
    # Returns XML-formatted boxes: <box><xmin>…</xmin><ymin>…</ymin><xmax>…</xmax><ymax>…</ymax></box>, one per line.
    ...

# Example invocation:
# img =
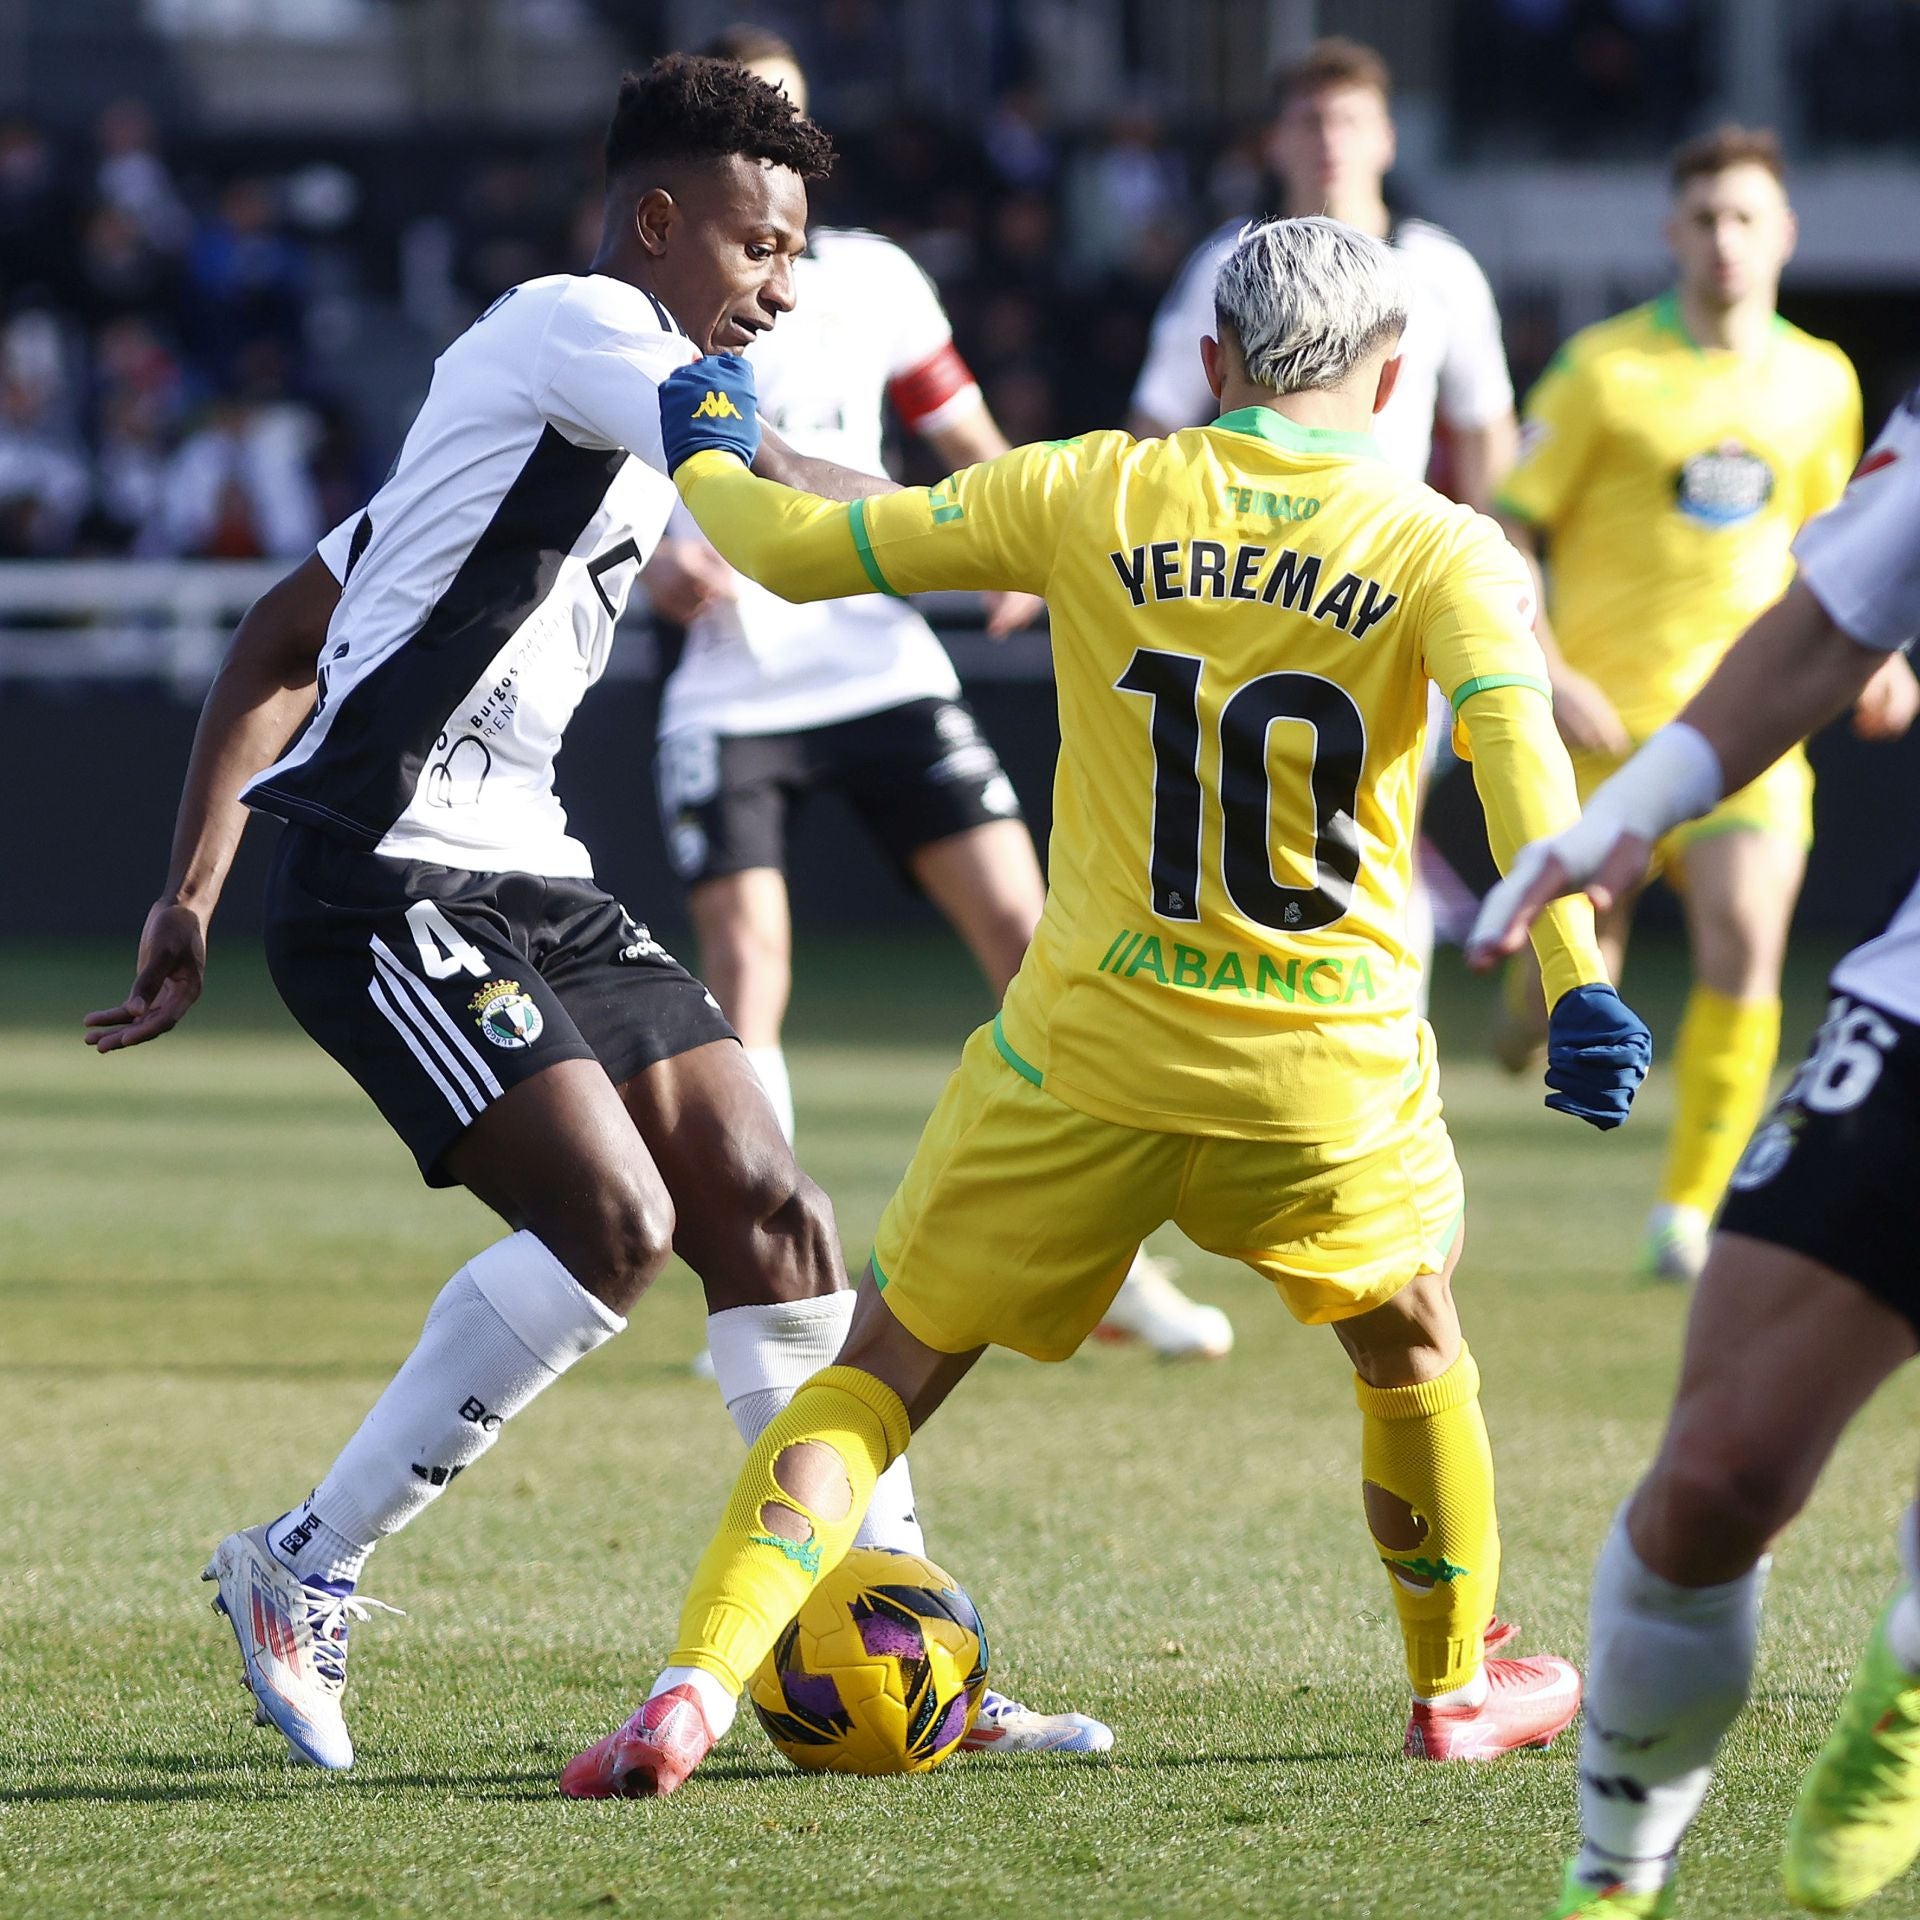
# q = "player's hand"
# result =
<box><xmin>1466</xmin><ymin>824</ymin><xmax>1655</xmax><ymax>969</ymax></box>
<box><xmin>83</xmin><ymin>902</ymin><xmax>208</xmax><ymax>1053</ymax></box>
<box><xmin>642</xmin><ymin>536</ymin><xmax>738</xmax><ymax>625</ymax></box>
<box><xmin>1853</xmin><ymin>651</ymin><xmax>1920</xmax><ymax>742</ymax></box>
<box><xmin>1543</xmin><ymin>982</ymin><xmax>1651</xmax><ymax>1130</ymax></box>
<box><xmin>982</xmin><ymin>590</ymin><xmax>1044</xmax><ymax>638</ymax></box>
<box><xmin>1549</xmin><ymin>666</ymin><xmax>1632</xmax><ymax>758</ymax></box>
<box><xmin>659</xmin><ymin>355</ymin><xmax>761</xmax><ymax>474</ymax></box>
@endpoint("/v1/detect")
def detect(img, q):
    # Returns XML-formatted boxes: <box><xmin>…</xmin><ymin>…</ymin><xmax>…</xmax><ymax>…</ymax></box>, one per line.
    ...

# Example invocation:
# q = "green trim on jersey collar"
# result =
<box><xmin>848</xmin><ymin>497</ymin><xmax>901</xmax><ymax>597</ymax></box>
<box><xmin>1651</xmin><ymin>289</ymin><xmax>1790</xmax><ymax>353</ymax></box>
<box><xmin>1212</xmin><ymin>405</ymin><xmax>1379</xmax><ymax>459</ymax></box>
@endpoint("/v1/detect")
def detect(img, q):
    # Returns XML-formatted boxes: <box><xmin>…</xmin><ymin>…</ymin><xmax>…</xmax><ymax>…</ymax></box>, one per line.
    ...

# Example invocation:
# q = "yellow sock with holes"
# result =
<box><xmin>1661</xmin><ymin>986</ymin><xmax>1782</xmax><ymax>1216</ymax></box>
<box><xmin>667</xmin><ymin>1365</ymin><xmax>910</xmax><ymax>1694</ymax></box>
<box><xmin>1355</xmin><ymin>1347</ymin><xmax>1501</xmax><ymax>1698</ymax></box>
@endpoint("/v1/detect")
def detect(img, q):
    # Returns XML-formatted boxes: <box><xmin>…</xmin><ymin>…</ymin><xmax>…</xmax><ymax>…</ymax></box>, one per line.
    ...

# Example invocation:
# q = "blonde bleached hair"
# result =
<box><xmin>1212</xmin><ymin>216</ymin><xmax>1408</xmax><ymax>395</ymax></box>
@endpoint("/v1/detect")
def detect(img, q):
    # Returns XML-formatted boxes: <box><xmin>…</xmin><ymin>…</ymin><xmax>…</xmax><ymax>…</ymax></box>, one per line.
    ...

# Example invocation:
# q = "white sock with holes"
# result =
<box><xmin>706</xmin><ymin>1294</ymin><xmax>925</xmax><ymax>1557</ymax></box>
<box><xmin>744</xmin><ymin>1046</ymin><xmax>795</xmax><ymax>1144</ymax></box>
<box><xmin>267</xmin><ymin>1232</ymin><xmax>623</xmax><ymax>1585</ymax></box>
<box><xmin>1572</xmin><ymin>1507</ymin><xmax>1766</xmax><ymax>1895</ymax></box>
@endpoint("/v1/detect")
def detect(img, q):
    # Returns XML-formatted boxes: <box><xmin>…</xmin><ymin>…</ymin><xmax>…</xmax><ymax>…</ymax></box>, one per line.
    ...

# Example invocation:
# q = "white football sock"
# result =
<box><xmin>1572</xmin><ymin>1507</ymin><xmax>1767</xmax><ymax>1896</ymax></box>
<box><xmin>706</xmin><ymin>1293</ymin><xmax>925</xmax><ymax>1556</ymax></box>
<box><xmin>744</xmin><ymin>1045</ymin><xmax>795</xmax><ymax>1144</ymax></box>
<box><xmin>1885</xmin><ymin>1504</ymin><xmax>1920</xmax><ymax>1671</ymax></box>
<box><xmin>269</xmin><ymin>1232</ymin><xmax>623</xmax><ymax>1582</ymax></box>
<box><xmin>650</xmin><ymin>1663</ymin><xmax>739</xmax><ymax>1736</ymax></box>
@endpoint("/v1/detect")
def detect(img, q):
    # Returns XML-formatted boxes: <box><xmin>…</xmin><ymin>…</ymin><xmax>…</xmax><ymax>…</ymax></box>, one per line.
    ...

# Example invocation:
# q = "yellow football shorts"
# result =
<box><xmin>868</xmin><ymin>1016</ymin><xmax>1465</xmax><ymax>1362</ymax></box>
<box><xmin>1572</xmin><ymin>740</ymin><xmax>1813</xmax><ymax>865</ymax></box>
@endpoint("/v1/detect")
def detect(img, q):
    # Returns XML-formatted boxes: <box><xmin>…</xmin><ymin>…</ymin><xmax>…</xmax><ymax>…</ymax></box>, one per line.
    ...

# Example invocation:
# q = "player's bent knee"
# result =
<box><xmin>1650</xmin><ymin>1442</ymin><xmax>1807</xmax><ymax>1562</ymax></box>
<box><xmin>529</xmin><ymin>1167</ymin><xmax>675</xmax><ymax>1315</ymax></box>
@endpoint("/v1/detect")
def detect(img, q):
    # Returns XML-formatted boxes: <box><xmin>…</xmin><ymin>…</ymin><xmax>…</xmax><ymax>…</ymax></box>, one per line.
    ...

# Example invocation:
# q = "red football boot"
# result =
<box><xmin>560</xmin><ymin>1684</ymin><xmax>719</xmax><ymax>1799</ymax></box>
<box><xmin>1404</xmin><ymin>1654</ymin><xmax>1582</xmax><ymax>1760</ymax></box>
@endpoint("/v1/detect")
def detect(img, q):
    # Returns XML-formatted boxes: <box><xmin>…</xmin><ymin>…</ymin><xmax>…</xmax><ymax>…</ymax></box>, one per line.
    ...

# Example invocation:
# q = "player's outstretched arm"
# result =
<box><xmin>1453</xmin><ymin>679</ymin><xmax>1651</xmax><ymax>1127</ymax></box>
<box><xmin>753</xmin><ymin>419</ymin><xmax>900</xmax><ymax>504</ymax></box>
<box><xmin>83</xmin><ymin>553</ymin><xmax>337</xmax><ymax>1053</ymax></box>
<box><xmin>1466</xmin><ymin>578</ymin><xmax>1895</xmax><ymax>969</ymax></box>
<box><xmin>921</xmin><ymin>406</ymin><xmax>1045</xmax><ymax>637</ymax></box>
<box><xmin>662</xmin><ymin>354</ymin><xmax>1077</xmax><ymax>606</ymax></box>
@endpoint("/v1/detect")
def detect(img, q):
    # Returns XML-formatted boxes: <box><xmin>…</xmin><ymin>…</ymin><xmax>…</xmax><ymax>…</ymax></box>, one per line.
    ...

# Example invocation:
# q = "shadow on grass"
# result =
<box><xmin>0</xmin><ymin>1742</ymin><xmax>1383</xmax><ymax>1808</ymax></box>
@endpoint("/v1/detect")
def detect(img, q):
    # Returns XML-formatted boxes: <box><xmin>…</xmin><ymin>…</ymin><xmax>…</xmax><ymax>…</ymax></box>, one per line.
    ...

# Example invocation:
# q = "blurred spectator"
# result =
<box><xmin>93</xmin><ymin>100</ymin><xmax>190</xmax><ymax>254</ymax></box>
<box><xmin>1805</xmin><ymin>0</ymin><xmax>1920</xmax><ymax>151</ymax></box>
<box><xmin>0</xmin><ymin>120</ymin><xmax>73</xmax><ymax>308</ymax></box>
<box><xmin>86</xmin><ymin>318</ymin><xmax>186</xmax><ymax>553</ymax></box>
<box><xmin>186</xmin><ymin>178</ymin><xmax>308</xmax><ymax>383</ymax></box>
<box><xmin>0</xmin><ymin>314</ymin><xmax>89</xmax><ymax>557</ymax></box>
<box><xmin>1453</xmin><ymin>0</ymin><xmax>1705</xmax><ymax>159</ymax></box>
<box><xmin>1063</xmin><ymin>107</ymin><xmax>1188</xmax><ymax>276</ymax></box>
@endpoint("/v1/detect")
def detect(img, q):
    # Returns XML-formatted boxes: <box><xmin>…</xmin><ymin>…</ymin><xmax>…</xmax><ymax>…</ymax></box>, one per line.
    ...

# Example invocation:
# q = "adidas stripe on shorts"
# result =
<box><xmin>263</xmin><ymin>824</ymin><xmax>735</xmax><ymax>1184</ymax></box>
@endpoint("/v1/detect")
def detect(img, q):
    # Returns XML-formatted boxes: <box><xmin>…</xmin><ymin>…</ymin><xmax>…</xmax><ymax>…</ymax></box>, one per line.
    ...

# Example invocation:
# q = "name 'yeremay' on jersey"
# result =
<box><xmin>670</xmin><ymin>412</ymin><xmax>1609</xmax><ymax>1144</ymax></box>
<box><xmin>246</xmin><ymin>273</ymin><xmax>698</xmax><ymax>878</ymax></box>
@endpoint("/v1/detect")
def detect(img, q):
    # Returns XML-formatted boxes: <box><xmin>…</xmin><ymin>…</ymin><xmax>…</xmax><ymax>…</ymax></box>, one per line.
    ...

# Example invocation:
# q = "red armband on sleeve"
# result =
<box><xmin>888</xmin><ymin>342</ymin><xmax>980</xmax><ymax>432</ymax></box>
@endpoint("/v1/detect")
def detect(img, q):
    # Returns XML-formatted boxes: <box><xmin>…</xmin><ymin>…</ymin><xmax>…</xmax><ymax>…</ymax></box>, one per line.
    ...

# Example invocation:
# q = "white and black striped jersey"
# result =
<box><xmin>246</xmin><ymin>273</ymin><xmax>698</xmax><ymax>877</ymax></box>
<box><xmin>1801</xmin><ymin>387</ymin><xmax>1920</xmax><ymax>1025</ymax></box>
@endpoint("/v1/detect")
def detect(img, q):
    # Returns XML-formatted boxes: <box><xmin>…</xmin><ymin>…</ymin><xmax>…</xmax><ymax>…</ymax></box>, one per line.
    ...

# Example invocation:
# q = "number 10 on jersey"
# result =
<box><xmin>1116</xmin><ymin>648</ymin><xmax>1366</xmax><ymax>935</ymax></box>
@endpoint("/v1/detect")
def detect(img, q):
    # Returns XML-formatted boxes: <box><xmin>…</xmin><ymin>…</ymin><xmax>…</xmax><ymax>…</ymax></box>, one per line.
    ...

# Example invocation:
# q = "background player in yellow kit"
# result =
<box><xmin>1494</xmin><ymin>125</ymin><xmax>1914</xmax><ymax>1282</ymax></box>
<box><xmin>560</xmin><ymin>217</ymin><xmax>1653</xmax><ymax>1799</ymax></box>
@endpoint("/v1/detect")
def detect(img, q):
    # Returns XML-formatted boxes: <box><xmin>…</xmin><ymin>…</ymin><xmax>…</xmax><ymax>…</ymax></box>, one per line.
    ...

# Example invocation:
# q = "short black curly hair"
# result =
<box><xmin>604</xmin><ymin>53</ymin><xmax>833</xmax><ymax>186</ymax></box>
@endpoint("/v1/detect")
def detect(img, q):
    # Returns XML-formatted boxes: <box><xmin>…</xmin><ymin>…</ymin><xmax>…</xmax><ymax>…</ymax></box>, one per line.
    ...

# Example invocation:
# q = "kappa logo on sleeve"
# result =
<box><xmin>691</xmin><ymin>390</ymin><xmax>745</xmax><ymax>421</ymax></box>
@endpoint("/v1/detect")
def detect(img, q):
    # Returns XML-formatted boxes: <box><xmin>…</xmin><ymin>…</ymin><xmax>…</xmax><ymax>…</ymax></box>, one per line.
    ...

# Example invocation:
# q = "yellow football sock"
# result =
<box><xmin>1662</xmin><ymin>986</ymin><xmax>1781</xmax><ymax>1217</ymax></box>
<box><xmin>668</xmin><ymin>1364</ymin><xmax>910</xmax><ymax>1694</ymax></box>
<box><xmin>1355</xmin><ymin>1347</ymin><xmax>1500</xmax><ymax>1698</ymax></box>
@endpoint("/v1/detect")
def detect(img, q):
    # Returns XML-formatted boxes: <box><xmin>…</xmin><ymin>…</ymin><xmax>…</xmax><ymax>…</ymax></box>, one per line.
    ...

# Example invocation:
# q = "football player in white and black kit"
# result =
<box><xmin>1467</xmin><ymin>390</ymin><xmax>1920</xmax><ymax>1918</ymax></box>
<box><xmin>646</xmin><ymin>28</ymin><xmax>1232</xmax><ymax>1369</ymax></box>
<box><xmin>84</xmin><ymin>55</ymin><xmax>1106</xmax><ymax>1776</ymax></box>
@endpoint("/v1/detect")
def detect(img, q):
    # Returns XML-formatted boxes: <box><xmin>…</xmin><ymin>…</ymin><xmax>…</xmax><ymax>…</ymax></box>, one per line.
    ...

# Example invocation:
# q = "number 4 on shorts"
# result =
<box><xmin>405</xmin><ymin>899</ymin><xmax>490</xmax><ymax>980</ymax></box>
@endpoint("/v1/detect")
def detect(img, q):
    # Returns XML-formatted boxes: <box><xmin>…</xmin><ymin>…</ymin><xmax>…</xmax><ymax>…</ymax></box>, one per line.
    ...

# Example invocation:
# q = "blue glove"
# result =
<box><xmin>659</xmin><ymin>354</ymin><xmax>760</xmax><ymax>474</ymax></box>
<box><xmin>1545</xmin><ymin>982</ymin><xmax>1652</xmax><ymax>1131</ymax></box>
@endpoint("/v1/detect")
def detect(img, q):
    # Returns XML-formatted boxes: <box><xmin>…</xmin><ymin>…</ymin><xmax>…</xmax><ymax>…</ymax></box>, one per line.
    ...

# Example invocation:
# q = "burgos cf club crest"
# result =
<box><xmin>469</xmin><ymin>979</ymin><xmax>544</xmax><ymax>1049</ymax></box>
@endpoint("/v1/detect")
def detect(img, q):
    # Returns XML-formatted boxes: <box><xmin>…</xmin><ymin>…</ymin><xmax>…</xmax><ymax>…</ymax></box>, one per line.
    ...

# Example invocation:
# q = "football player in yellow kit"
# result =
<box><xmin>560</xmin><ymin>217</ymin><xmax>1653</xmax><ymax>1798</ymax></box>
<box><xmin>1494</xmin><ymin>125</ymin><xmax>1917</xmax><ymax>1282</ymax></box>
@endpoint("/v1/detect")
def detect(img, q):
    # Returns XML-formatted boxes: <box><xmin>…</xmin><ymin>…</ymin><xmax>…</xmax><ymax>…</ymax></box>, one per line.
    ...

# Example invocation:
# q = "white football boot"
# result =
<box><xmin>202</xmin><ymin>1524</ymin><xmax>401</xmax><ymax>1770</ymax></box>
<box><xmin>961</xmin><ymin>1689</ymin><xmax>1115</xmax><ymax>1755</ymax></box>
<box><xmin>1095</xmin><ymin>1252</ymin><xmax>1234</xmax><ymax>1359</ymax></box>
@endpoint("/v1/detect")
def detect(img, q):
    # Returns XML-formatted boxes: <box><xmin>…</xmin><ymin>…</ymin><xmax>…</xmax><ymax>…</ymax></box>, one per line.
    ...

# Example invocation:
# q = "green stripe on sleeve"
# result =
<box><xmin>868</xmin><ymin>1251</ymin><xmax>892</xmax><ymax>1292</ymax></box>
<box><xmin>991</xmin><ymin>1013</ymin><xmax>1043</xmax><ymax>1087</ymax></box>
<box><xmin>1451</xmin><ymin>672</ymin><xmax>1552</xmax><ymax>713</ymax></box>
<box><xmin>848</xmin><ymin>497</ymin><xmax>902</xmax><ymax>598</ymax></box>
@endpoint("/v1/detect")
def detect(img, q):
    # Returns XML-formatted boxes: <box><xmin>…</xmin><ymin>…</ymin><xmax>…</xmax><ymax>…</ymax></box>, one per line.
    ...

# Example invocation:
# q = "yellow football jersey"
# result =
<box><xmin>1498</xmin><ymin>293</ymin><xmax>1860</xmax><ymax>737</ymax></box>
<box><xmin>675</xmin><ymin>409</ymin><xmax>1604</xmax><ymax>1142</ymax></box>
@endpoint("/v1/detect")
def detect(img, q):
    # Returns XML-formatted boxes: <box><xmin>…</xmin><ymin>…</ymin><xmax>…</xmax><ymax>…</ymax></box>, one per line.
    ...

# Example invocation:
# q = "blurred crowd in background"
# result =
<box><xmin>2</xmin><ymin>0</ymin><xmax>1919</xmax><ymax>562</ymax></box>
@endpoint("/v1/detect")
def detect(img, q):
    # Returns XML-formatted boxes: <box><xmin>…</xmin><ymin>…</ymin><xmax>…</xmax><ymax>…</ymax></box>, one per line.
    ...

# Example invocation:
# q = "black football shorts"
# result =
<box><xmin>656</xmin><ymin>695</ymin><xmax>1023</xmax><ymax>890</ymax></box>
<box><xmin>1718</xmin><ymin>989</ymin><xmax>1920</xmax><ymax>1333</ymax></box>
<box><xmin>264</xmin><ymin>824</ymin><xmax>735</xmax><ymax>1185</ymax></box>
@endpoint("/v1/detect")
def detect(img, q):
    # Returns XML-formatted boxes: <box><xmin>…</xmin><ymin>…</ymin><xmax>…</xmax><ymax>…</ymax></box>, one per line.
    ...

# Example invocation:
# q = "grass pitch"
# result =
<box><xmin>3</xmin><ymin>931</ymin><xmax>1916</xmax><ymax>1920</ymax></box>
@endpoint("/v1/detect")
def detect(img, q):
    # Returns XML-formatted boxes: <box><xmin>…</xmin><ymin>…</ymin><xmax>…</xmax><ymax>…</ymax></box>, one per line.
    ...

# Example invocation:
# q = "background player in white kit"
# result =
<box><xmin>649</xmin><ymin>28</ymin><xmax>1232</xmax><ymax>1362</ymax></box>
<box><xmin>1128</xmin><ymin>36</ymin><xmax>1516</xmax><ymax>502</ymax></box>
<box><xmin>1470</xmin><ymin>392</ymin><xmax>1920</xmax><ymax>1917</ymax></box>
<box><xmin>1129</xmin><ymin>36</ymin><xmax>1519</xmax><ymax>981</ymax></box>
<box><xmin>83</xmin><ymin>55</ymin><xmax>1104</xmax><ymax>1774</ymax></box>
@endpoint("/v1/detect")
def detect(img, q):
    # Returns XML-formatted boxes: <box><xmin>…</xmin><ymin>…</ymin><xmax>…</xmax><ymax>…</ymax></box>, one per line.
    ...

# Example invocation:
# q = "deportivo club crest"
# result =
<box><xmin>469</xmin><ymin>978</ymin><xmax>544</xmax><ymax>1049</ymax></box>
